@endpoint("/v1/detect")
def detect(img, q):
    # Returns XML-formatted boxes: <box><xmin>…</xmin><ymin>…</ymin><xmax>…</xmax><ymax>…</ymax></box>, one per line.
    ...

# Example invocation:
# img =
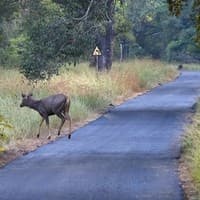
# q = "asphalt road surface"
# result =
<box><xmin>1</xmin><ymin>71</ymin><xmax>200</xmax><ymax>200</ymax></box>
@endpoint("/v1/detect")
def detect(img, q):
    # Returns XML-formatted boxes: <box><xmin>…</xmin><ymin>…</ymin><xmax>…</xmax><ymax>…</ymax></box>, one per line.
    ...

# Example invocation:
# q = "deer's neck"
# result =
<box><xmin>27</xmin><ymin>98</ymin><xmax>41</xmax><ymax>111</ymax></box>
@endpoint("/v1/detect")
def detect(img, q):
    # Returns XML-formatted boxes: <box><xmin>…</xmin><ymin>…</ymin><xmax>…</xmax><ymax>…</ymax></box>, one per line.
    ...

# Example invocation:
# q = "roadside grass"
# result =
<box><xmin>0</xmin><ymin>59</ymin><xmax>177</xmax><ymax>150</ymax></box>
<box><xmin>183</xmin><ymin>63</ymin><xmax>200</xmax><ymax>71</ymax></box>
<box><xmin>182</xmin><ymin>102</ymin><xmax>200</xmax><ymax>199</ymax></box>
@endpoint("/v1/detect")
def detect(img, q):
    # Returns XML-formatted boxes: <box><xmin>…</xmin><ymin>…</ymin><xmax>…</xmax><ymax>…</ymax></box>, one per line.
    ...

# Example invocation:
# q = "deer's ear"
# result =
<box><xmin>22</xmin><ymin>93</ymin><xmax>26</xmax><ymax>98</ymax></box>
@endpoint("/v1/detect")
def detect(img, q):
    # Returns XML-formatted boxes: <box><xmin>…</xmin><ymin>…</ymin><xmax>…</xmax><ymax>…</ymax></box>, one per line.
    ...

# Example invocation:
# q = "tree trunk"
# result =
<box><xmin>96</xmin><ymin>0</ymin><xmax>114</xmax><ymax>71</ymax></box>
<box><xmin>105</xmin><ymin>20</ymin><xmax>113</xmax><ymax>70</ymax></box>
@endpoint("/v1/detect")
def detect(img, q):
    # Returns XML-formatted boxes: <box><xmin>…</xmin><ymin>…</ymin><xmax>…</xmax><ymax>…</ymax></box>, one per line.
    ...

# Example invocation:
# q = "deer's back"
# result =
<box><xmin>41</xmin><ymin>94</ymin><xmax>67</xmax><ymax>114</ymax></box>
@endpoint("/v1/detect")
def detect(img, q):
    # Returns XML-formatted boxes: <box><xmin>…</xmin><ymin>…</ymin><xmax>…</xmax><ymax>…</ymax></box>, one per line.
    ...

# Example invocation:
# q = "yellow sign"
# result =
<box><xmin>93</xmin><ymin>46</ymin><xmax>101</xmax><ymax>56</ymax></box>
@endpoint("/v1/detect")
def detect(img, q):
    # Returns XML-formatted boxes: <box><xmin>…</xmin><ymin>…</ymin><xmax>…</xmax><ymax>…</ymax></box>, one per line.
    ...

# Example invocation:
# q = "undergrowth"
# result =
<box><xmin>0</xmin><ymin>59</ymin><xmax>177</xmax><ymax>149</ymax></box>
<box><xmin>182</xmin><ymin>102</ymin><xmax>200</xmax><ymax>199</ymax></box>
<box><xmin>183</xmin><ymin>64</ymin><xmax>200</xmax><ymax>71</ymax></box>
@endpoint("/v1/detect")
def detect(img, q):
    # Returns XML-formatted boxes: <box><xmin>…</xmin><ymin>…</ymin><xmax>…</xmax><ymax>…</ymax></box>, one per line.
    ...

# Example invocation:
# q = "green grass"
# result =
<box><xmin>183</xmin><ymin>63</ymin><xmax>200</xmax><ymax>71</ymax></box>
<box><xmin>70</xmin><ymin>96</ymin><xmax>92</xmax><ymax>121</ymax></box>
<box><xmin>0</xmin><ymin>59</ymin><xmax>178</xmax><ymax>149</ymax></box>
<box><xmin>182</xmin><ymin>102</ymin><xmax>200</xmax><ymax>199</ymax></box>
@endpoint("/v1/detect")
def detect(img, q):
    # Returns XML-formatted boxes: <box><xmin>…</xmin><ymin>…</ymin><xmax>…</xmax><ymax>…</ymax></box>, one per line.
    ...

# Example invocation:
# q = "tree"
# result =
<box><xmin>0</xmin><ymin>0</ymin><xmax>19</xmax><ymax>66</ymax></box>
<box><xmin>127</xmin><ymin>0</ymin><xmax>168</xmax><ymax>59</ymax></box>
<box><xmin>0</xmin><ymin>0</ymin><xmax>18</xmax><ymax>21</ymax></box>
<box><xmin>167</xmin><ymin>0</ymin><xmax>200</xmax><ymax>45</ymax></box>
<box><xmin>96</xmin><ymin>0</ymin><xmax>119</xmax><ymax>70</ymax></box>
<box><xmin>126</xmin><ymin>0</ymin><xmax>199</xmax><ymax>62</ymax></box>
<box><xmin>55</xmin><ymin>0</ymin><xmax>115</xmax><ymax>71</ymax></box>
<box><xmin>21</xmin><ymin>0</ymin><xmax>97</xmax><ymax>79</ymax></box>
<box><xmin>20</xmin><ymin>0</ymin><xmax>127</xmax><ymax>79</ymax></box>
<box><xmin>113</xmin><ymin>1</ymin><xmax>134</xmax><ymax>61</ymax></box>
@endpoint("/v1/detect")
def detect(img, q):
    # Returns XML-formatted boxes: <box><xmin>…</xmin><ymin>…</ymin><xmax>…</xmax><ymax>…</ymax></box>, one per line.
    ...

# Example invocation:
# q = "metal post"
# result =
<box><xmin>96</xmin><ymin>55</ymin><xmax>99</xmax><ymax>71</ymax></box>
<box><xmin>120</xmin><ymin>43</ymin><xmax>123</xmax><ymax>62</ymax></box>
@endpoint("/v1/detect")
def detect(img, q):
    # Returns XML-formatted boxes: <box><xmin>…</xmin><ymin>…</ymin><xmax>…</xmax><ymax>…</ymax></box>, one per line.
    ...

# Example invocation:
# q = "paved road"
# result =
<box><xmin>1</xmin><ymin>71</ymin><xmax>200</xmax><ymax>200</ymax></box>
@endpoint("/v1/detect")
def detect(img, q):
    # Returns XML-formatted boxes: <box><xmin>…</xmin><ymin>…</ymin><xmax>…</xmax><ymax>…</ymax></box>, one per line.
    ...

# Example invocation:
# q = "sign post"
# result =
<box><xmin>93</xmin><ymin>46</ymin><xmax>101</xmax><ymax>71</ymax></box>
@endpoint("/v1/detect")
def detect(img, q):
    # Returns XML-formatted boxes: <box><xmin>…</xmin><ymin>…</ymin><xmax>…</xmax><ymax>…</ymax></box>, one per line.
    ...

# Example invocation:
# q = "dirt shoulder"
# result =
<box><xmin>0</xmin><ymin>113</ymin><xmax>101</xmax><ymax>167</ymax></box>
<box><xmin>179</xmin><ymin>157</ymin><xmax>199</xmax><ymax>200</ymax></box>
<box><xmin>0</xmin><ymin>92</ymin><xmax>143</xmax><ymax>168</ymax></box>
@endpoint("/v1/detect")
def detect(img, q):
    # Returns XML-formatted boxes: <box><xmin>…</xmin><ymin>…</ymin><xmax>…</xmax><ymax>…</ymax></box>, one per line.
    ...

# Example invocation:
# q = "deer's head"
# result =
<box><xmin>20</xmin><ymin>93</ymin><xmax>33</xmax><ymax>107</ymax></box>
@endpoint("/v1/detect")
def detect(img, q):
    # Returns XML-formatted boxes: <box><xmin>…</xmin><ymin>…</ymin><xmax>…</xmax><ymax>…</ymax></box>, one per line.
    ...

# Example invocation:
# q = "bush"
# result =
<box><xmin>182</xmin><ymin>102</ymin><xmax>200</xmax><ymax>198</ymax></box>
<box><xmin>0</xmin><ymin>59</ymin><xmax>177</xmax><ymax>142</ymax></box>
<box><xmin>0</xmin><ymin>114</ymin><xmax>12</xmax><ymax>152</ymax></box>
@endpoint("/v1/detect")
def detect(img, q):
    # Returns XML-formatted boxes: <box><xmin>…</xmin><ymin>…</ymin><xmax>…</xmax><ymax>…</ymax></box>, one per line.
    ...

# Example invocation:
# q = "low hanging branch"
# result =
<box><xmin>73</xmin><ymin>0</ymin><xmax>94</xmax><ymax>21</ymax></box>
<box><xmin>167</xmin><ymin>0</ymin><xmax>186</xmax><ymax>16</ymax></box>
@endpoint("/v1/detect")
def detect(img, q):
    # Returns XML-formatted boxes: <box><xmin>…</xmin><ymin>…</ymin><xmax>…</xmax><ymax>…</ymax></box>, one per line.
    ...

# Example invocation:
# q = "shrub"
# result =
<box><xmin>0</xmin><ymin>59</ymin><xmax>177</xmax><ymax>141</ymax></box>
<box><xmin>0</xmin><ymin>114</ymin><xmax>12</xmax><ymax>152</ymax></box>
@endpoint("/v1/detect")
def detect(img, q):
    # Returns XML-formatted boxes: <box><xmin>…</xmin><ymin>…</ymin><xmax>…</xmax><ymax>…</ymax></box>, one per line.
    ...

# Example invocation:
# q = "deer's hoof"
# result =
<box><xmin>47</xmin><ymin>135</ymin><xmax>51</xmax><ymax>140</ymax></box>
<box><xmin>37</xmin><ymin>134</ymin><xmax>40</xmax><ymax>138</ymax></box>
<box><xmin>68</xmin><ymin>134</ymin><xmax>71</xmax><ymax>139</ymax></box>
<box><xmin>58</xmin><ymin>132</ymin><xmax>61</xmax><ymax>136</ymax></box>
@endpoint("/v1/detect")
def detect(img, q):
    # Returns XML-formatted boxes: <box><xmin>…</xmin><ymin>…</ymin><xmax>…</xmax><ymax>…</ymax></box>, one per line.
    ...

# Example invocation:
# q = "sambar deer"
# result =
<box><xmin>20</xmin><ymin>93</ymin><xmax>71</xmax><ymax>139</ymax></box>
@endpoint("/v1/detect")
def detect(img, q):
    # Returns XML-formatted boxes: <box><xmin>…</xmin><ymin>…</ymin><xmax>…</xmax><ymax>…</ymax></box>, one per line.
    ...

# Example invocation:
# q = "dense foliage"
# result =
<box><xmin>0</xmin><ymin>0</ymin><xmax>19</xmax><ymax>65</ymax></box>
<box><xmin>168</xmin><ymin>0</ymin><xmax>200</xmax><ymax>43</ymax></box>
<box><xmin>127</xmin><ymin>0</ymin><xmax>200</xmax><ymax>62</ymax></box>
<box><xmin>0</xmin><ymin>0</ymin><xmax>199</xmax><ymax>80</ymax></box>
<box><xmin>21</xmin><ymin>0</ymin><xmax>106</xmax><ymax>79</ymax></box>
<box><xmin>0</xmin><ymin>115</ymin><xmax>12</xmax><ymax>152</ymax></box>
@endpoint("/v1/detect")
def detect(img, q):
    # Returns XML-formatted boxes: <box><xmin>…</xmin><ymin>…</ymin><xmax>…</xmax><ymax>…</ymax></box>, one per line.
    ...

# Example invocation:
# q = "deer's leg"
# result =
<box><xmin>45</xmin><ymin>117</ymin><xmax>51</xmax><ymax>140</ymax></box>
<box><xmin>58</xmin><ymin>118</ymin><xmax>65</xmax><ymax>136</ymax></box>
<box><xmin>56</xmin><ymin>114</ymin><xmax>65</xmax><ymax>136</ymax></box>
<box><xmin>37</xmin><ymin>118</ymin><xmax>44</xmax><ymax>138</ymax></box>
<box><xmin>57</xmin><ymin>112</ymin><xmax>71</xmax><ymax>139</ymax></box>
<box><xmin>63</xmin><ymin>113</ymin><xmax>72</xmax><ymax>139</ymax></box>
<box><xmin>64</xmin><ymin>98</ymin><xmax>71</xmax><ymax>139</ymax></box>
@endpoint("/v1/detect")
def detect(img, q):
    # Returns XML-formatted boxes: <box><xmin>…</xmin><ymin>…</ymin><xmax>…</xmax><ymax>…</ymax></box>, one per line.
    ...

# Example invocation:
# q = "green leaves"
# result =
<box><xmin>167</xmin><ymin>0</ymin><xmax>200</xmax><ymax>46</ymax></box>
<box><xmin>0</xmin><ymin>0</ymin><xmax>18</xmax><ymax>21</ymax></box>
<box><xmin>0</xmin><ymin>116</ymin><xmax>13</xmax><ymax>129</ymax></box>
<box><xmin>0</xmin><ymin>114</ymin><xmax>12</xmax><ymax>153</ymax></box>
<box><xmin>0</xmin><ymin>1</ymin><xmax>19</xmax><ymax>66</ymax></box>
<box><xmin>20</xmin><ymin>0</ymin><xmax>100</xmax><ymax>80</ymax></box>
<box><xmin>167</xmin><ymin>0</ymin><xmax>186</xmax><ymax>16</ymax></box>
<box><xmin>126</xmin><ymin>0</ymin><xmax>199</xmax><ymax>61</ymax></box>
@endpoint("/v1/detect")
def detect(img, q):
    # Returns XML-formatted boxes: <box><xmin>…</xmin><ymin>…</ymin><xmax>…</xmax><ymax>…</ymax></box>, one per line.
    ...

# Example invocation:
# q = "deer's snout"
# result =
<box><xmin>20</xmin><ymin>103</ymin><xmax>24</xmax><ymax>107</ymax></box>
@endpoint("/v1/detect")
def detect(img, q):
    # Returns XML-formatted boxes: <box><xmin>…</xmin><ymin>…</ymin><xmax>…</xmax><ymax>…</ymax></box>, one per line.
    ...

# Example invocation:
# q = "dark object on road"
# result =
<box><xmin>20</xmin><ymin>93</ymin><xmax>71</xmax><ymax>139</ymax></box>
<box><xmin>178</xmin><ymin>64</ymin><xmax>183</xmax><ymax>70</ymax></box>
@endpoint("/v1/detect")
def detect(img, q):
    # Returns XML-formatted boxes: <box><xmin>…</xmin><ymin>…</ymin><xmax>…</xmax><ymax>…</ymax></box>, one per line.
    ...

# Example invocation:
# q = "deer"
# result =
<box><xmin>178</xmin><ymin>64</ymin><xmax>183</xmax><ymax>70</ymax></box>
<box><xmin>20</xmin><ymin>93</ymin><xmax>71</xmax><ymax>139</ymax></box>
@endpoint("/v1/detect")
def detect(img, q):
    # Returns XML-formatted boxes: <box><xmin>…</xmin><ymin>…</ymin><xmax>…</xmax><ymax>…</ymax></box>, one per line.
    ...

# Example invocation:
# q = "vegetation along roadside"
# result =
<box><xmin>180</xmin><ymin>101</ymin><xmax>200</xmax><ymax>200</ymax></box>
<box><xmin>0</xmin><ymin>59</ymin><xmax>177</xmax><ymax>166</ymax></box>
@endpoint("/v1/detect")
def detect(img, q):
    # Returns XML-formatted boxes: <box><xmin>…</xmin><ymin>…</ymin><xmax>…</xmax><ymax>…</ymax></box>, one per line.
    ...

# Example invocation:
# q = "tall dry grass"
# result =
<box><xmin>0</xmin><ymin>59</ymin><xmax>177</xmax><ymax>147</ymax></box>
